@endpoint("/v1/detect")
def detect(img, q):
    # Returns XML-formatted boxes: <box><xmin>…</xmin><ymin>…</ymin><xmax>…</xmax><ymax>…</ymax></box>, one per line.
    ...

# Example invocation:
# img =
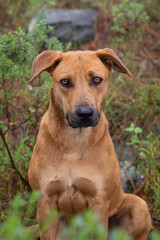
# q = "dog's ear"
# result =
<box><xmin>29</xmin><ymin>50</ymin><xmax>63</xmax><ymax>83</ymax></box>
<box><xmin>96</xmin><ymin>48</ymin><xmax>132</xmax><ymax>78</ymax></box>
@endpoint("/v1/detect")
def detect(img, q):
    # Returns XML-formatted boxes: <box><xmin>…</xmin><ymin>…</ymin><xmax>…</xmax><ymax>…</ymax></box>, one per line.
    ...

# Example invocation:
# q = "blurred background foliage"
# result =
<box><xmin>0</xmin><ymin>0</ymin><xmax>160</xmax><ymax>239</ymax></box>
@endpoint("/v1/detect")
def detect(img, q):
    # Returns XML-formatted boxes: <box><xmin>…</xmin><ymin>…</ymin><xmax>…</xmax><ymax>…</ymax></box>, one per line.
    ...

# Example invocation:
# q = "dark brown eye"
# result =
<box><xmin>60</xmin><ymin>79</ymin><xmax>71</xmax><ymax>88</ymax></box>
<box><xmin>91</xmin><ymin>77</ymin><xmax>103</xmax><ymax>86</ymax></box>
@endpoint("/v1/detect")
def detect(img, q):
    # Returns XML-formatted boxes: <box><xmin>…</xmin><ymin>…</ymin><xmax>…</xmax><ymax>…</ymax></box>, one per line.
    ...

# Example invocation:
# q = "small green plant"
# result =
<box><xmin>145</xmin><ymin>0</ymin><xmax>160</xmax><ymax>23</ymax></box>
<box><xmin>149</xmin><ymin>230</ymin><xmax>160</xmax><ymax>240</ymax></box>
<box><xmin>62</xmin><ymin>210</ymin><xmax>134</xmax><ymax>240</ymax></box>
<box><xmin>125</xmin><ymin>122</ymin><xmax>149</xmax><ymax>146</ymax></box>
<box><xmin>125</xmin><ymin>123</ymin><xmax>160</xmax><ymax>216</ymax></box>
<box><xmin>109</xmin><ymin>228</ymin><xmax>132</xmax><ymax>240</ymax></box>
<box><xmin>0</xmin><ymin>191</ymin><xmax>58</xmax><ymax>240</ymax></box>
<box><xmin>62</xmin><ymin>210</ymin><xmax>106</xmax><ymax>240</ymax></box>
<box><xmin>0</xmin><ymin>191</ymin><xmax>40</xmax><ymax>240</ymax></box>
<box><xmin>111</xmin><ymin>0</ymin><xmax>149</xmax><ymax>39</ymax></box>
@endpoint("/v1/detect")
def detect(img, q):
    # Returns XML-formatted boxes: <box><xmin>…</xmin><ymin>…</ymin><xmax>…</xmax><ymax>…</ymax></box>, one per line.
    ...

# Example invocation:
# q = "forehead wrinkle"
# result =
<box><xmin>54</xmin><ymin>53</ymin><xmax>108</xmax><ymax>81</ymax></box>
<box><xmin>87</xmin><ymin>69</ymin><xmax>105</xmax><ymax>78</ymax></box>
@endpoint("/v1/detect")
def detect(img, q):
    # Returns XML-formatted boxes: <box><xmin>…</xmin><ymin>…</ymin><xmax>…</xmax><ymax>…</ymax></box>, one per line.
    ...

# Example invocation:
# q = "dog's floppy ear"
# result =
<box><xmin>29</xmin><ymin>50</ymin><xmax>63</xmax><ymax>83</ymax></box>
<box><xmin>96</xmin><ymin>48</ymin><xmax>132</xmax><ymax>78</ymax></box>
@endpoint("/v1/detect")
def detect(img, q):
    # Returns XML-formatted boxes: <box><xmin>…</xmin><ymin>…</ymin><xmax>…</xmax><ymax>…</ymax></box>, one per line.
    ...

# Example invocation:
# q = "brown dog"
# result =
<box><xmin>28</xmin><ymin>48</ymin><xmax>151</xmax><ymax>240</ymax></box>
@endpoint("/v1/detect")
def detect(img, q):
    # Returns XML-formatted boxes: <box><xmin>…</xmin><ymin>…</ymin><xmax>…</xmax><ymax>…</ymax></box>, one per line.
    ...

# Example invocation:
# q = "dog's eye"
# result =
<box><xmin>91</xmin><ymin>77</ymin><xmax>103</xmax><ymax>86</ymax></box>
<box><xmin>60</xmin><ymin>79</ymin><xmax>71</xmax><ymax>88</ymax></box>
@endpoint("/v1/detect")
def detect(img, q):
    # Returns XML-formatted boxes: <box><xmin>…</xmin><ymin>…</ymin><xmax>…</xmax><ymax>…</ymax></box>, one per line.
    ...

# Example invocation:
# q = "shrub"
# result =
<box><xmin>0</xmin><ymin>191</ymin><xmax>40</xmax><ymax>240</ymax></box>
<box><xmin>125</xmin><ymin>123</ymin><xmax>160</xmax><ymax>217</ymax></box>
<box><xmin>0</xmin><ymin>194</ymin><xmax>133</xmax><ymax>240</ymax></box>
<box><xmin>1</xmin><ymin>194</ymin><xmax>159</xmax><ymax>240</ymax></box>
<box><xmin>0</xmin><ymin>20</ymin><xmax>70</xmax><ymax>201</ymax></box>
<box><xmin>111</xmin><ymin>0</ymin><xmax>149</xmax><ymax>38</ymax></box>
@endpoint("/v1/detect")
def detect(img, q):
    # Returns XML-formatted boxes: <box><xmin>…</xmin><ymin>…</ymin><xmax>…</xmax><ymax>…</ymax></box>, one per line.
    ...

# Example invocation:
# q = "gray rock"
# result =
<box><xmin>114</xmin><ymin>144</ymin><xmax>143</xmax><ymax>192</ymax></box>
<box><xmin>114</xmin><ymin>144</ymin><xmax>137</xmax><ymax>162</ymax></box>
<box><xmin>28</xmin><ymin>9</ymin><xmax>97</xmax><ymax>42</ymax></box>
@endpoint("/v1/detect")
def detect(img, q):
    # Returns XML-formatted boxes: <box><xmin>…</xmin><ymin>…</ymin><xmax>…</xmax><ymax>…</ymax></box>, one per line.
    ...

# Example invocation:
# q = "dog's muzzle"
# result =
<box><xmin>66</xmin><ymin>106</ymin><xmax>100</xmax><ymax>128</ymax></box>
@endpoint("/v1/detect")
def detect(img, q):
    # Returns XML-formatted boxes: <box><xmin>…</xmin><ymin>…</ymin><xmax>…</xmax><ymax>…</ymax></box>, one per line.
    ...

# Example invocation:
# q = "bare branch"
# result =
<box><xmin>0</xmin><ymin>128</ymin><xmax>31</xmax><ymax>190</ymax></box>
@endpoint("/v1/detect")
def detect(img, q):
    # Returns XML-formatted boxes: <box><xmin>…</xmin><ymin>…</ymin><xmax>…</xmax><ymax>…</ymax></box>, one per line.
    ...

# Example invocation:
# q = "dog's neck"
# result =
<box><xmin>46</xmin><ymin>88</ymin><xmax>108</xmax><ymax>153</ymax></box>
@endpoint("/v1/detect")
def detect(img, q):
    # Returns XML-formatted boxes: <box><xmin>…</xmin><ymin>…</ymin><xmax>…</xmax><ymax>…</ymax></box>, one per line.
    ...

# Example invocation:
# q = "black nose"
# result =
<box><xmin>76</xmin><ymin>107</ymin><xmax>94</xmax><ymax>121</ymax></box>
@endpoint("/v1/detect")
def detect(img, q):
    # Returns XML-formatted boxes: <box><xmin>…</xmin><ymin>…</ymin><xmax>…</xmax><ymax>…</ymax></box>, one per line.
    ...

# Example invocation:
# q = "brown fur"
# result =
<box><xmin>28</xmin><ymin>48</ymin><xmax>151</xmax><ymax>239</ymax></box>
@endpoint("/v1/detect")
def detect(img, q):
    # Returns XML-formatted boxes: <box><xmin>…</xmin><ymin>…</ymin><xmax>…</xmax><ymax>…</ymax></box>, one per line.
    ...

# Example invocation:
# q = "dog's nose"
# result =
<box><xmin>76</xmin><ymin>107</ymin><xmax>94</xmax><ymax>121</ymax></box>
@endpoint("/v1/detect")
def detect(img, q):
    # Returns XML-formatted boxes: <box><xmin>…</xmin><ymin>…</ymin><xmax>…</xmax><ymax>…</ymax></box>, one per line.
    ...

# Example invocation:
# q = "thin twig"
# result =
<box><xmin>0</xmin><ymin>75</ymin><xmax>6</xmax><ymax>91</ymax></box>
<box><xmin>133</xmin><ymin>181</ymin><xmax>145</xmax><ymax>194</ymax></box>
<box><xmin>125</xmin><ymin>173</ymin><xmax>136</xmax><ymax>190</ymax></box>
<box><xmin>0</xmin><ymin>128</ymin><xmax>31</xmax><ymax>190</ymax></box>
<box><xmin>151</xmin><ymin>216</ymin><xmax>160</xmax><ymax>222</ymax></box>
<box><xmin>4</xmin><ymin>86</ymin><xmax>10</xmax><ymax>130</ymax></box>
<box><xmin>4</xmin><ymin>115</ymin><xmax>32</xmax><ymax>135</ymax></box>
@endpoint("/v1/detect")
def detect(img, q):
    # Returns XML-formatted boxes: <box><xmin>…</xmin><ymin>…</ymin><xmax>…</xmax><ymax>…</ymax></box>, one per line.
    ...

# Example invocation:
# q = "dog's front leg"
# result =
<box><xmin>37</xmin><ymin>195</ymin><xmax>58</xmax><ymax>240</ymax></box>
<box><xmin>91</xmin><ymin>200</ymin><xmax>109</xmax><ymax>239</ymax></box>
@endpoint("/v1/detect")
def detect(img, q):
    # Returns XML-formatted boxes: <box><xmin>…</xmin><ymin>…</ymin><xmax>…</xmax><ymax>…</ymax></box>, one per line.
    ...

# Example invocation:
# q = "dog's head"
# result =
<box><xmin>30</xmin><ymin>48</ymin><xmax>131</xmax><ymax>128</ymax></box>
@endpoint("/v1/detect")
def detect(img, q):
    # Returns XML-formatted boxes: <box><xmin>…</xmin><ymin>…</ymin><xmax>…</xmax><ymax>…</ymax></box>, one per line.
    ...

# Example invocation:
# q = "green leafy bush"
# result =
<box><xmin>111</xmin><ymin>0</ymin><xmax>149</xmax><ymax>41</ymax></box>
<box><xmin>1</xmin><ymin>194</ymin><xmax>159</xmax><ymax>240</ymax></box>
<box><xmin>0</xmin><ymin>193</ymin><xmax>133</xmax><ymax>240</ymax></box>
<box><xmin>62</xmin><ymin>210</ymin><xmax>107</xmax><ymax>240</ymax></box>
<box><xmin>145</xmin><ymin>0</ymin><xmax>160</xmax><ymax>22</ymax></box>
<box><xmin>0</xmin><ymin>20</ymin><xmax>70</xmax><ymax>204</ymax></box>
<box><xmin>0</xmin><ymin>191</ymin><xmax>40</xmax><ymax>240</ymax></box>
<box><xmin>125</xmin><ymin>124</ymin><xmax>160</xmax><ymax>216</ymax></box>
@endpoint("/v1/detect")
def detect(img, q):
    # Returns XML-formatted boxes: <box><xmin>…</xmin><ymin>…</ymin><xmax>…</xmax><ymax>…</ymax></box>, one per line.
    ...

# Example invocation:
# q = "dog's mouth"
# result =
<box><xmin>66</xmin><ymin>108</ymin><xmax>100</xmax><ymax>128</ymax></box>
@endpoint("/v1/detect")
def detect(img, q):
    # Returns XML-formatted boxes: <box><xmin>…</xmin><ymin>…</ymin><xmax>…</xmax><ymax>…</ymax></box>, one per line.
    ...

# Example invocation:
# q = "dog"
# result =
<box><xmin>28</xmin><ymin>48</ymin><xmax>152</xmax><ymax>240</ymax></box>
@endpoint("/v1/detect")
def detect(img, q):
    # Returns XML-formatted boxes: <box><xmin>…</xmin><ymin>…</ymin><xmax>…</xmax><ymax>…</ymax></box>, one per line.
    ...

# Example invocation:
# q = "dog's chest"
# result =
<box><xmin>43</xmin><ymin>156</ymin><xmax>104</xmax><ymax>215</ymax></box>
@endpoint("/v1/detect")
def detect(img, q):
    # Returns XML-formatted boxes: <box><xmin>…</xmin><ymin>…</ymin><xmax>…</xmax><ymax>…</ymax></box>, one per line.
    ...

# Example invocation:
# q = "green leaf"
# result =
<box><xmin>125</xmin><ymin>127</ymin><xmax>133</xmax><ymax>132</ymax></box>
<box><xmin>141</xmin><ymin>140</ymin><xmax>150</xmax><ymax>145</ymax></box>
<box><xmin>131</xmin><ymin>135</ymin><xmax>140</xmax><ymax>144</ymax></box>
<box><xmin>134</xmin><ymin>127</ymin><xmax>142</xmax><ymax>134</ymax></box>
